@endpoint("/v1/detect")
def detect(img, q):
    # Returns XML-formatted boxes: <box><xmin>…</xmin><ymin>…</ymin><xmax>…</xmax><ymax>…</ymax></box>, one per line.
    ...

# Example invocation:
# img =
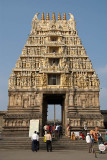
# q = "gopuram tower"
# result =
<box><xmin>3</xmin><ymin>12</ymin><xmax>104</xmax><ymax>136</ymax></box>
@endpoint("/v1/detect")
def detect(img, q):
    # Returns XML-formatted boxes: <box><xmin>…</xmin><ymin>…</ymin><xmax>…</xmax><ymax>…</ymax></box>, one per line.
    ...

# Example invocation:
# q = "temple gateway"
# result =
<box><xmin>3</xmin><ymin>12</ymin><xmax>104</xmax><ymax>136</ymax></box>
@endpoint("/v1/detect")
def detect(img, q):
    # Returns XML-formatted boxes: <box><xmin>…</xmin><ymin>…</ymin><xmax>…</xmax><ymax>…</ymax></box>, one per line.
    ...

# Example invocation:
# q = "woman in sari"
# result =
<box><xmin>71</xmin><ymin>132</ymin><xmax>75</xmax><ymax>140</ymax></box>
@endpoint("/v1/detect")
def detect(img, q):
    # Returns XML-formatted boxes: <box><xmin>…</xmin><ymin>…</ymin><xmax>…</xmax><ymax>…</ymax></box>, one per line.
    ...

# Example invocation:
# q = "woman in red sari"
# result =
<box><xmin>80</xmin><ymin>132</ymin><xmax>84</xmax><ymax>140</ymax></box>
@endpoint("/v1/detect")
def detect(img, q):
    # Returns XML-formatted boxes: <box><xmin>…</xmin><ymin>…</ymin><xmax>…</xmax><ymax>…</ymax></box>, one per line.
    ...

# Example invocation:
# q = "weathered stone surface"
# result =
<box><xmin>0</xmin><ymin>111</ymin><xmax>7</xmax><ymax>132</ymax></box>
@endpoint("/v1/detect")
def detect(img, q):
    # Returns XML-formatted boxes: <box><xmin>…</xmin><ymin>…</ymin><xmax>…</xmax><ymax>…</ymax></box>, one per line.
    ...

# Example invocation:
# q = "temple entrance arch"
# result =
<box><xmin>42</xmin><ymin>94</ymin><xmax>65</xmax><ymax>134</ymax></box>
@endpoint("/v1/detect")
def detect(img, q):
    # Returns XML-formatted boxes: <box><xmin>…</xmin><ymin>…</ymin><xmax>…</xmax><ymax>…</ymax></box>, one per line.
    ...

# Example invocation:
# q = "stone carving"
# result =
<box><xmin>68</xmin><ymin>13</ymin><xmax>74</xmax><ymax>20</ymax></box>
<box><xmin>61</xmin><ymin>74</ymin><xmax>69</xmax><ymax>86</ymax></box>
<box><xmin>72</xmin><ymin>72</ymin><xmax>99</xmax><ymax>89</ymax></box>
<box><xmin>23</xmin><ymin>100</ymin><xmax>28</xmax><ymax>108</ymax></box>
<box><xmin>33</xmin><ymin>13</ymin><xmax>39</xmax><ymax>21</ymax></box>
<box><xmin>68</xmin><ymin>93</ymin><xmax>74</xmax><ymax>106</ymax></box>
<box><xmin>31</xmin><ymin>96</ymin><xmax>35</xmax><ymax>106</ymax></box>
<box><xmin>9</xmin><ymin>95</ymin><xmax>14</xmax><ymax>106</ymax></box>
<box><xmin>42</xmin><ymin>73</ymin><xmax>47</xmax><ymax>86</ymax></box>
<box><xmin>34</xmin><ymin>93</ymin><xmax>41</xmax><ymax>106</ymax></box>
<box><xmin>16</xmin><ymin>95</ymin><xmax>21</xmax><ymax>106</ymax></box>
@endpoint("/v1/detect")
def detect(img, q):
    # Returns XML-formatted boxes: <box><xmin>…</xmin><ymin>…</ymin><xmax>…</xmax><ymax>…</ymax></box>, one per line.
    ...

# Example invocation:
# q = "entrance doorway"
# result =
<box><xmin>42</xmin><ymin>94</ymin><xmax>65</xmax><ymax>133</ymax></box>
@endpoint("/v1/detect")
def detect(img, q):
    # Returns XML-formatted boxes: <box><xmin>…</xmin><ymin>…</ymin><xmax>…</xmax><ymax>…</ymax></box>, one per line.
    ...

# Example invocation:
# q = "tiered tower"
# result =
<box><xmin>3</xmin><ymin>13</ymin><xmax>104</xmax><ymax>136</ymax></box>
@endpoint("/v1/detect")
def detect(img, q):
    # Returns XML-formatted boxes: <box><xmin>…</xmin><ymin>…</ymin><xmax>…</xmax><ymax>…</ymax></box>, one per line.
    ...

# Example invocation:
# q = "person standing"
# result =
<box><xmin>97</xmin><ymin>133</ymin><xmax>103</xmax><ymax>145</ymax></box>
<box><xmin>86</xmin><ymin>133</ymin><xmax>92</xmax><ymax>153</ymax></box>
<box><xmin>84</xmin><ymin>123</ymin><xmax>87</xmax><ymax>137</ymax></box>
<box><xmin>71</xmin><ymin>132</ymin><xmax>75</xmax><ymax>140</ymax></box>
<box><xmin>31</xmin><ymin>131</ymin><xmax>39</xmax><ymax>152</ymax></box>
<box><xmin>80</xmin><ymin>132</ymin><xmax>84</xmax><ymax>140</ymax></box>
<box><xmin>44</xmin><ymin>124</ymin><xmax>47</xmax><ymax>135</ymax></box>
<box><xmin>45</xmin><ymin>131</ymin><xmax>52</xmax><ymax>152</ymax></box>
<box><xmin>90</xmin><ymin>133</ymin><xmax>95</xmax><ymax>153</ymax></box>
<box><xmin>52</xmin><ymin>124</ymin><xmax>55</xmax><ymax>137</ymax></box>
<box><xmin>55</xmin><ymin>124</ymin><xmax>59</xmax><ymax>138</ymax></box>
<box><xmin>47</xmin><ymin>124</ymin><xmax>50</xmax><ymax>132</ymax></box>
<box><xmin>66</xmin><ymin>124</ymin><xmax>70</xmax><ymax>137</ymax></box>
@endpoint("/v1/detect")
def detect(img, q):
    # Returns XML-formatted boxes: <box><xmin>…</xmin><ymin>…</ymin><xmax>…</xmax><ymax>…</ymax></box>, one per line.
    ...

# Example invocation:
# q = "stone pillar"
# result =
<box><xmin>39</xmin><ymin>118</ymin><xmax>42</xmax><ymax>137</ymax></box>
<box><xmin>40</xmin><ymin>92</ymin><xmax>43</xmax><ymax>114</ymax></box>
<box><xmin>65</xmin><ymin>92</ymin><xmax>69</xmax><ymax>129</ymax></box>
<box><xmin>68</xmin><ymin>92</ymin><xmax>74</xmax><ymax>106</ymax></box>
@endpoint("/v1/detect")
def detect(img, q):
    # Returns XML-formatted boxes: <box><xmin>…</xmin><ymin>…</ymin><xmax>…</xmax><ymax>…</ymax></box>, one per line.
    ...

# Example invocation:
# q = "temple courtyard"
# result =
<box><xmin>0</xmin><ymin>149</ymin><xmax>107</xmax><ymax>160</ymax></box>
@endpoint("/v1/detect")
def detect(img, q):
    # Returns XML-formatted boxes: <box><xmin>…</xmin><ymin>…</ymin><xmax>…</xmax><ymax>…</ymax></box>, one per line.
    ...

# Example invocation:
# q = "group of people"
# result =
<box><xmin>31</xmin><ymin>124</ymin><xmax>63</xmax><ymax>152</ymax></box>
<box><xmin>31</xmin><ymin>130</ymin><xmax>52</xmax><ymax>152</ymax></box>
<box><xmin>66</xmin><ymin>124</ymin><xmax>85</xmax><ymax>140</ymax></box>
<box><xmin>71</xmin><ymin>131</ymin><xmax>85</xmax><ymax>140</ymax></box>
<box><xmin>86</xmin><ymin>126</ymin><xmax>103</xmax><ymax>153</ymax></box>
<box><xmin>43</xmin><ymin>124</ymin><xmax>62</xmax><ymax>138</ymax></box>
<box><xmin>31</xmin><ymin>124</ymin><xmax>104</xmax><ymax>153</ymax></box>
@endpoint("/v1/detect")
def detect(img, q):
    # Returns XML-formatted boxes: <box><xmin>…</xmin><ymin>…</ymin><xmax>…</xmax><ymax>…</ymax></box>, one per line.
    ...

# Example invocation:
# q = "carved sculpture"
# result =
<box><xmin>33</xmin><ymin>12</ymin><xmax>39</xmax><ymax>21</ymax></box>
<box><xmin>68</xmin><ymin>13</ymin><xmax>74</xmax><ymax>20</ymax></box>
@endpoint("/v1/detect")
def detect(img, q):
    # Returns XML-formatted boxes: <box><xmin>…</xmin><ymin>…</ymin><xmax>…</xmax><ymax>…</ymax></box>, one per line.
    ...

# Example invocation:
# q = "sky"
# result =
<box><xmin>0</xmin><ymin>0</ymin><xmax>107</xmax><ymax>115</ymax></box>
<box><xmin>47</xmin><ymin>105</ymin><xmax>61</xmax><ymax>120</ymax></box>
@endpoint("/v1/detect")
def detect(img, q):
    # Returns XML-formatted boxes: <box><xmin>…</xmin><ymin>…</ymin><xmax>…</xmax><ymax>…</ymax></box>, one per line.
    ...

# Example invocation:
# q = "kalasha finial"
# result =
<box><xmin>41</xmin><ymin>12</ymin><xmax>45</xmax><ymax>20</ymax></box>
<box><xmin>63</xmin><ymin>13</ymin><xmax>66</xmax><ymax>20</ymax></box>
<box><xmin>46</xmin><ymin>13</ymin><xmax>50</xmax><ymax>20</ymax></box>
<box><xmin>58</xmin><ymin>13</ymin><xmax>61</xmax><ymax>20</ymax></box>
<box><xmin>52</xmin><ymin>12</ymin><xmax>56</xmax><ymax>20</ymax></box>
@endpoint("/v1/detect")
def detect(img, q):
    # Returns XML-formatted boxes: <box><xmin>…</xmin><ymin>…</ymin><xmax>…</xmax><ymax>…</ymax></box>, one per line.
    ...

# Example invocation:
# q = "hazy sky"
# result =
<box><xmin>0</xmin><ymin>0</ymin><xmax>107</xmax><ymax>114</ymax></box>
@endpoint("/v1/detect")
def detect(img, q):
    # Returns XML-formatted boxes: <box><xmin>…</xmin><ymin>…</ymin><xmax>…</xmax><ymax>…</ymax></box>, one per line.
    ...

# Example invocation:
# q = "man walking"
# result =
<box><xmin>86</xmin><ymin>133</ymin><xmax>92</xmax><ymax>153</ymax></box>
<box><xmin>45</xmin><ymin>131</ymin><xmax>52</xmax><ymax>152</ymax></box>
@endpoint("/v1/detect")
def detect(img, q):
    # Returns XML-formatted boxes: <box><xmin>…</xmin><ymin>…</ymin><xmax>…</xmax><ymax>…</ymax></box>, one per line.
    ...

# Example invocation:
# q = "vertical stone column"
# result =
<box><xmin>40</xmin><ymin>92</ymin><xmax>43</xmax><ymax>114</ymax></box>
<box><xmin>39</xmin><ymin>118</ymin><xmax>42</xmax><ymax>137</ymax></box>
<box><xmin>65</xmin><ymin>92</ymin><xmax>69</xmax><ymax>129</ymax></box>
<box><xmin>40</xmin><ymin>92</ymin><xmax>43</xmax><ymax>136</ymax></box>
<box><xmin>68</xmin><ymin>92</ymin><xmax>74</xmax><ymax>106</ymax></box>
<box><xmin>62</xmin><ymin>107</ymin><xmax>65</xmax><ymax>127</ymax></box>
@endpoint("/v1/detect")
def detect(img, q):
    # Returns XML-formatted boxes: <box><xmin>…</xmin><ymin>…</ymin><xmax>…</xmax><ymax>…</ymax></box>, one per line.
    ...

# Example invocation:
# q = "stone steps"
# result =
<box><xmin>0</xmin><ymin>136</ymin><xmax>99</xmax><ymax>151</ymax></box>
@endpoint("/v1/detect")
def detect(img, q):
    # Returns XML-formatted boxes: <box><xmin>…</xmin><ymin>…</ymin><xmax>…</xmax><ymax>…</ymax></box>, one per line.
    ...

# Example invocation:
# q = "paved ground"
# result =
<box><xmin>0</xmin><ymin>149</ymin><xmax>107</xmax><ymax>160</ymax></box>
